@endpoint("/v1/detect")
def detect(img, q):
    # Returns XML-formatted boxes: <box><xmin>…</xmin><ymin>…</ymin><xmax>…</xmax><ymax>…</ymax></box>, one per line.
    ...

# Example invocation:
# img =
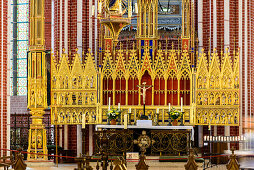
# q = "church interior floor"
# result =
<box><xmin>1</xmin><ymin>162</ymin><xmax>229</xmax><ymax>170</ymax></box>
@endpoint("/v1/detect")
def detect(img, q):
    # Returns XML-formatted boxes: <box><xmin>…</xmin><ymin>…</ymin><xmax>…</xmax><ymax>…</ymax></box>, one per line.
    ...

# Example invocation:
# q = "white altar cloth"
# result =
<box><xmin>95</xmin><ymin>125</ymin><xmax>194</xmax><ymax>141</ymax></box>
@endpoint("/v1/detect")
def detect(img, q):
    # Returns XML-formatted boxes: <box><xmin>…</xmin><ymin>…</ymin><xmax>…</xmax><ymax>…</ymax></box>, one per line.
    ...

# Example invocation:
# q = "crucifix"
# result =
<box><xmin>137</xmin><ymin>82</ymin><xmax>153</xmax><ymax>119</ymax></box>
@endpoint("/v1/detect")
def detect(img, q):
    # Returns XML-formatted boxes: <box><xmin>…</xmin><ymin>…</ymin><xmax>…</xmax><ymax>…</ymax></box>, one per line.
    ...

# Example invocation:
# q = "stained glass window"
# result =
<box><xmin>10</xmin><ymin>0</ymin><xmax>29</xmax><ymax>96</ymax></box>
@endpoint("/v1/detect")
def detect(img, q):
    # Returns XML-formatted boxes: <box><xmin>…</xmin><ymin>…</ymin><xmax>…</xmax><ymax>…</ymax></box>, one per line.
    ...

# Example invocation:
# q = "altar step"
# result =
<box><xmin>159</xmin><ymin>156</ymin><xmax>204</xmax><ymax>162</ymax></box>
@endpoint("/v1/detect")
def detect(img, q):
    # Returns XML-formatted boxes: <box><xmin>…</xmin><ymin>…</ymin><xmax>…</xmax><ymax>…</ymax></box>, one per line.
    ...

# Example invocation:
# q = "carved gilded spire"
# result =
<box><xmin>29</xmin><ymin>0</ymin><xmax>45</xmax><ymax>51</ymax></box>
<box><xmin>27</xmin><ymin>0</ymin><xmax>48</xmax><ymax>160</ymax></box>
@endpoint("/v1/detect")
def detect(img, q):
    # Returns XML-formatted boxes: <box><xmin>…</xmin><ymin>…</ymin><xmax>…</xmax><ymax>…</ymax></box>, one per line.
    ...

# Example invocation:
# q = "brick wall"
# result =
<box><xmin>68</xmin><ymin>125</ymin><xmax>77</xmax><ymax>155</ymax></box>
<box><xmin>10</xmin><ymin>96</ymin><xmax>29</xmax><ymax>114</ymax></box>
<box><xmin>45</xmin><ymin>0</ymin><xmax>52</xmax><ymax>51</ymax></box>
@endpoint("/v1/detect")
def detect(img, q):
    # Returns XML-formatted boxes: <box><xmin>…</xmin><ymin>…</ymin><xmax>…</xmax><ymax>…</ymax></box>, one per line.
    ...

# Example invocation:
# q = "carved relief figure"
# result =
<box><xmin>92</xmin><ymin>111</ymin><xmax>96</xmax><ymax>123</ymax></box>
<box><xmin>85</xmin><ymin>93</ymin><xmax>88</xmax><ymax>104</ymax></box>
<box><xmin>31</xmin><ymin>90</ymin><xmax>35</xmax><ymax>106</ymax></box>
<box><xmin>72</xmin><ymin>78</ymin><xmax>77</xmax><ymax>89</ymax></box>
<box><xmin>222</xmin><ymin>93</ymin><xmax>226</xmax><ymax>105</ymax></box>
<box><xmin>203</xmin><ymin>76</ymin><xmax>207</xmax><ymax>88</ymax></box>
<box><xmin>78</xmin><ymin>93</ymin><xmax>82</xmax><ymax>105</ymax></box>
<box><xmin>209</xmin><ymin>93</ymin><xmax>214</xmax><ymax>105</ymax></box>
<box><xmin>198</xmin><ymin>76</ymin><xmax>202</xmax><ymax>89</ymax></box>
<box><xmin>86</xmin><ymin>76</ymin><xmax>90</xmax><ymax>88</ymax></box>
<box><xmin>228</xmin><ymin>94</ymin><xmax>232</xmax><ymax>105</ymax></box>
<box><xmin>78</xmin><ymin>76</ymin><xmax>82</xmax><ymax>89</ymax></box>
<box><xmin>203</xmin><ymin>93</ymin><xmax>208</xmax><ymax>105</ymax></box>
<box><xmin>37</xmin><ymin>133</ymin><xmax>42</xmax><ymax>149</ymax></box>
<box><xmin>234</xmin><ymin>93</ymin><xmax>239</xmax><ymax>105</ymax></box>
<box><xmin>90</xmin><ymin>76</ymin><xmax>94</xmax><ymax>88</ymax></box>
<box><xmin>65</xmin><ymin>76</ymin><xmax>69</xmax><ymax>89</ymax></box>
<box><xmin>210</xmin><ymin>76</ymin><xmax>214</xmax><ymax>88</ymax></box>
<box><xmin>90</xmin><ymin>93</ymin><xmax>95</xmax><ymax>104</ymax></box>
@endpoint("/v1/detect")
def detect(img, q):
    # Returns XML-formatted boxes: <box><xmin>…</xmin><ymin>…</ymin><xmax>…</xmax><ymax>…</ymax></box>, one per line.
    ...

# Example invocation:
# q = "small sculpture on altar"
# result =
<box><xmin>138</xmin><ymin>82</ymin><xmax>152</xmax><ymax>105</ymax></box>
<box><xmin>137</xmin><ymin>82</ymin><xmax>153</xmax><ymax>119</ymax></box>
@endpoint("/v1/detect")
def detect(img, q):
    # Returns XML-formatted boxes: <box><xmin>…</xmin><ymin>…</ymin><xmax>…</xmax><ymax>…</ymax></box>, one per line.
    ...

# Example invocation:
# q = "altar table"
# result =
<box><xmin>95</xmin><ymin>125</ymin><xmax>194</xmax><ymax>141</ymax></box>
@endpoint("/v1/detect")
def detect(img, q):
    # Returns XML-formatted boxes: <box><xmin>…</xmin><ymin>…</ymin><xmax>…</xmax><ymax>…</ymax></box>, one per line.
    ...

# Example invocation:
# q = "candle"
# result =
<box><xmin>129</xmin><ymin>108</ymin><xmax>131</xmax><ymax>113</ymax></box>
<box><xmin>168</xmin><ymin>103</ymin><xmax>171</xmax><ymax>112</ymax></box>
<box><xmin>204</xmin><ymin>136</ymin><xmax>207</xmax><ymax>141</ymax></box>
<box><xmin>156</xmin><ymin>108</ymin><xmax>159</xmax><ymax>113</ymax></box>
<box><xmin>181</xmin><ymin>97</ymin><xmax>183</xmax><ymax>112</ymax></box>
<box><xmin>218</xmin><ymin>136</ymin><xmax>220</xmax><ymax>141</ymax></box>
<box><xmin>124</xmin><ymin>114</ymin><xmax>128</xmax><ymax>129</ymax></box>
<box><xmin>118</xmin><ymin>103</ymin><xmax>120</xmax><ymax>110</ymax></box>
<box><xmin>135</xmin><ymin>3</ymin><xmax>138</xmax><ymax>13</ymax></box>
<box><xmin>108</xmin><ymin>97</ymin><xmax>111</xmax><ymax>111</ymax></box>
<box><xmin>92</xmin><ymin>5</ymin><xmax>95</xmax><ymax>16</ymax></box>
<box><xmin>98</xmin><ymin>2</ymin><xmax>102</xmax><ymax>14</ymax></box>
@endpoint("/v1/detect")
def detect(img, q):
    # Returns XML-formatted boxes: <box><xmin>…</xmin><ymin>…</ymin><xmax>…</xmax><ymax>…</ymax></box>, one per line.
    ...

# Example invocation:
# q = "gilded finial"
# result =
<box><xmin>63</xmin><ymin>48</ymin><xmax>65</xmax><ymax>53</ymax></box>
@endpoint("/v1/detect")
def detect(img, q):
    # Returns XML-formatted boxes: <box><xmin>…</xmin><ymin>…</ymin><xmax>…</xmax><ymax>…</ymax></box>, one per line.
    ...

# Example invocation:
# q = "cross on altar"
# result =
<box><xmin>137</xmin><ymin>82</ymin><xmax>153</xmax><ymax>119</ymax></box>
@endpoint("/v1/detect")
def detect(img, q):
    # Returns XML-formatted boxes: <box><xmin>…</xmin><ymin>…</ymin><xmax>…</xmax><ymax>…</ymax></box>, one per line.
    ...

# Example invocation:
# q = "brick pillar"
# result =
<box><xmin>0</xmin><ymin>0</ymin><xmax>8</xmax><ymax>156</ymax></box>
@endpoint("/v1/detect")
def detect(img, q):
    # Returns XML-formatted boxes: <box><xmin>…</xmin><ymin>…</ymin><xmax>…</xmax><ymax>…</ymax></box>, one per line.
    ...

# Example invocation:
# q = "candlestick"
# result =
<box><xmin>168</xmin><ymin>103</ymin><xmax>171</xmax><ymax>112</ymax></box>
<box><xmin>124</xmin><ymin>114</ymin><xmax>128</xmax><ymax>129</ymax></box>
<box><xmin>181</xmin><ymin>97</ymin><xmax>183</xmax><ymax>112</ymax></box>
<box><xmin>92</xmin><ymin>5</ymin><xmax>95</xmax><ymax>16</ymax></box>
<box><xmin>108</xmin><ymin>97</ymin><xmax>111</xmax><ymax>111</ymax></box>
<box><xmin>98</xmin><ymin>2</ymin><xmax>102</xmax><ymax>14</ymax></box>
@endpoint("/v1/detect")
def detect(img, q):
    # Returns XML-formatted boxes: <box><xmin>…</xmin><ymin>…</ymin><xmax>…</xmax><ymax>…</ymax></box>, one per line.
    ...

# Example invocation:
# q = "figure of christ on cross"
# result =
<box><xmin>137</xmin><ymin>82</ymin><xmax>153</xmax><ymax>119</ymax></box>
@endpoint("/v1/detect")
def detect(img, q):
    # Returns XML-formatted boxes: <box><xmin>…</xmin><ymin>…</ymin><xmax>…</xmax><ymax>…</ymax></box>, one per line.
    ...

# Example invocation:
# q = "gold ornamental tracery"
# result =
<box><xmin>51</xmin><ymin>44</ymin><xmax>240</xmax><ymax>126</ymax></box>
